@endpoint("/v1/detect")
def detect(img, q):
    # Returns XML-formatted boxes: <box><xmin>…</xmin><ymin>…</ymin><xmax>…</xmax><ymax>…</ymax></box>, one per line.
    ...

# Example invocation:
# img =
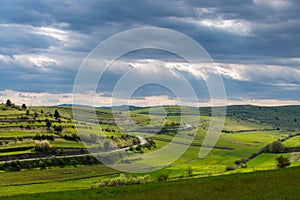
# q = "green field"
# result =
<box><xmin>1</xmin><ymin>102</ymin><xmax>300</xmax><ymax>198</ymax></box>
<box><xmin>283</xmin><ymin>136</ymin><xmax>300</xmax><ymax>147</ymax></box>
<box><xmin>2</xmin><ymin>167</ymin><xmax>300</xmax><ymax>200</ymax></box>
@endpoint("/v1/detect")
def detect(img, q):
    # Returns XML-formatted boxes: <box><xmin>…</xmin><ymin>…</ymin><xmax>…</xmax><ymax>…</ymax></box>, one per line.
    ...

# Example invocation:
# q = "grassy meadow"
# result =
<box><xmin>2</xmin><ymin>166</ymin><xmax>300</xmax><ymax>200</ymax></box>
<box><xmin>0</xmin><ymin>101</ymin><xmax>300</xmax><ymax>198</ymax></box>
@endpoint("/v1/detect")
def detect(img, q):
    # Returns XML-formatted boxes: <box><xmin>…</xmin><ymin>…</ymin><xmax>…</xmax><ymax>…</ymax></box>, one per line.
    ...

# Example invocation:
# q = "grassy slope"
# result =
<box><xmin>247</xmin><ymin>153</ymin><xmax>291</xmax><ymax>169</ymax></box>
<box><xmin>1</xmin><ymin>104</ymin><xmax>300</xmax><ymax>198</ymax></box>
<box><xmin>3</xmin><ymin>166</ymin><xmax>300</xmax><ymax>200</ymax></box>
<box><xmin>0</xmin><ymin>165</ymin><xmax>118</xmax><ymax>195</ymax></box>
<box><xmin>226</xmin><ymin>105</ymin><xmax>300</xmax><ymax>131</ymax></box>
<box><xmin>283</xmin><ymin>136</ymin><xmax>300</xmax><ymax>147</ymax></box>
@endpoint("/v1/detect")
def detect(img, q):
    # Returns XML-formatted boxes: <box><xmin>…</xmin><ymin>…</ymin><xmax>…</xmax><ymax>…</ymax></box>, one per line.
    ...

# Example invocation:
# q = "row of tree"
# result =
<box><xmin>0</xmin><ymin>155</ymin><xmax>100</xmax><ymax>171</ymax></box>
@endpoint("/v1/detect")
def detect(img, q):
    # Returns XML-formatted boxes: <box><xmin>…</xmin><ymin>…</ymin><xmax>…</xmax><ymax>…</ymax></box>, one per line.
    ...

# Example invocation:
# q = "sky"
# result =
<box><xmin>0</xmin><ymin>0</ymin><xmax>300</xmax><ymax>106</ymax></box>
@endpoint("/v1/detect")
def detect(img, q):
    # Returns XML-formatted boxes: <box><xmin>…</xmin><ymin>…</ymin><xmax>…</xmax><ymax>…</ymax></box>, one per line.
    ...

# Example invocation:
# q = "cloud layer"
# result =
<box><xmin>0</xmin><ymin>0</ymin><xmax>299</xmax><ymax>105</ymax></box>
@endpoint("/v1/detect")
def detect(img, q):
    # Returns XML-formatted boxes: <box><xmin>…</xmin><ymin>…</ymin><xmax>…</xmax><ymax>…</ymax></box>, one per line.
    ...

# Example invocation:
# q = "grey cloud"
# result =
<box><xmin>0</xmin><ymin>0</ymin><xmax>299</xmax><ymax>103</ymax></box>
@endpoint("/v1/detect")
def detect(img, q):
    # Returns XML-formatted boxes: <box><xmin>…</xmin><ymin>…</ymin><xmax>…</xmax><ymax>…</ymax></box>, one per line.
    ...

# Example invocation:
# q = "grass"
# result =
<box><xmin>0</xmin><ymin>164</ymin><xmax>118</xmax><ymax>195</ymax></box>
<box><xmin>0</xmin><ymin>149</ymin><xmax>33</xmax><ymax>157</ymax></box>
<box><xmin>0</xmin><ymin>130</ymin><xmax>38</xmax><ymax>138</ymax></box>
<box><xmin>1</xmin><ymin>104</ymin><xmax>300</xmax><ymax>199</ymax></box>
<box><xmin>226</xmin><ymin>105</ymin><xmax>300</xmax><ymax>131</ymax></box>
<box><xmin>0</xmin><ymin>140</ymin><xmax>35</xmax><ymax>149</ymax></box>
<box><xmin>222</xmin><ymin>117</ymin><xmax>272</xmax><ymax>131</ymax></box>
<box><xmin>283</xmin><ymin>136</ymin><xmax>300</xmax><ymax>147</ymax></box>
<box><xmin>2</xmin><ymin>166</ymin><xmax>300</xmax><ymax>200</ymax></box>
<box><xmin>50</xmin><ymin>138</ymin><xmax>85</xmax><ymax>149</ymax></box>
<box><xmin>247</xmin><ymin>153</ymin><xmax>291</xmax><ymax>169</ymax></box>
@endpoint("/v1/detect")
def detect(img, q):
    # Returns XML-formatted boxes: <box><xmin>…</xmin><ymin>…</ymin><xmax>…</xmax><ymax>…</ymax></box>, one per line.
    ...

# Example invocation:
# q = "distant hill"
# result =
<box><xmin>99</xmin><ymin>105</ymin><xmax>142</xmax><ymax>111</ymax></box>
<box><xmin>57</xmin><ymin>104</ymin><xmax>142</xmax><ymax>110</ymax></box>
<box><xmin>225</xmin><ymin>105</ymin><xmax>300</xmax><ymax>132</ymax></box>
<box><xmin>55</xmin><ymin>104</ymin><xmax>300</xmax><ymax>131</ymax></box>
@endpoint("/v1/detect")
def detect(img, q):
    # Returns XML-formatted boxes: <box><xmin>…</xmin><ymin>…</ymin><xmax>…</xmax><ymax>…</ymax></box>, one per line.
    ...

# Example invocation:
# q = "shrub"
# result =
<box><xmin>95</xmin><ymin>173</ymin><xmax>150</xmax><ymax>187</ymax></box>
<box><xmin>54</xmin><ymin>125</ymin><xmax>63</xmax><ymax>133</ymax></box>
<box><xmin>267</xmin><ymin>141</ymin><xmax>285</xmax><ymax>153</ymax></box>
<box><xmin>276</xmin><ymin>155</ymin><xmax>290</xmax><ymax>168</ymax></box>
<box><xmin>34</xmin><ymin>140</ymin><xmax>56</xmax><ymax>154</ymax></box>
<box><xmin>157</xmin><ymin>173</ymin><xmax>169</xmax><ymax>181</ymax></box>
<box><xmin>63</xmin><ymin>133</ymin><xmax>79</xmax><ymax>141</ymax></box>
<box><xmin>25</xmin><ymin>125</ymin><xmax>31</xmax><ymax>130</ymax></box>
<box><xmin>241</xmin><ymin>164</ymin><xmax>247</xmax><ymax>168</ymax></box>
<box><xmin>135</xmin><ymin>145</ymin><xmax>142</xmax><ymax>151</ymax></box>
<box><xmin>45</xmin><ymin>119</ymin><xmax>52</xmax><ymax>129</ymax></box>
<box><xmin>225</xmin><ymin>166</ymin><xmax>236</xmax><ymax>171</ymax></box>
<box><xmin>5</xmin><ymin>99</ymin><xmax>12</xmax><ymax>107</ymax></box>
<box><xmin>33</xmin><ymin>134</ymin><xmax>54</xmax><ymax>141</ymax></box>
<box><xmin>21</xmin><ymin>104</ymin><xmax>27</xmax><ymax>110</ymax></box>
<box><xmin>187</xmin><ymin>166</ymin><xmax>193</xmax><ymax>177</ymax></box>
<box><xmin>54</xmin><ymin>110</ymin><xmax>61</xmax><ymax>119</ymax></box>
<box><xmin>235</xmin><ymin>158</ymin><xmax>248</xmax><ymax>166</ymax></box>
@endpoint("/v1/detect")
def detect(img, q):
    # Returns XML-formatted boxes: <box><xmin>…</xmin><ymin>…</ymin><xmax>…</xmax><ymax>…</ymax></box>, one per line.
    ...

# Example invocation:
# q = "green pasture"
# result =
<box><xmin>2</xmin><ymin>167</ymin><xmax>300</xmax><ymax>200</ymax></box>
<box><xmin>283</xmin><ymin>136</ymin><xmax>300</xmax><ymax>147</ymax></box>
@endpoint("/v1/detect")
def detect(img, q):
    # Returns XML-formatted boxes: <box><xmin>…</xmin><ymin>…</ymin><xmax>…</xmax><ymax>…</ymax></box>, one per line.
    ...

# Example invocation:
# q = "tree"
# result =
<box><xmin>35</xmin><ymin>140</ymin><xmax>56</xmax><ymax>155</ymax></box>
<box><xmin>135</xmin><ymin>144</ymin><xmax>142</xmax><ymax>152</ymax></box>
<box><xmin>54</xmin><ymin>110</ymin><xmax>61</xmax><ymax>119</ymax></box>
<box><xmin>5</xmin><ymin>99</ymin><xmax>11</xmax><ymax>107</ymax></box>
<box><xmin>187</xmin><ymin>166</ymin><xmax>193</xmax><ymax>177</ymax></box>
<box><xmin>156</xmin><ymin>173</ymin><xmax>169</xmax><ymax>181</ymax></box>
<box><xmin>54</xmin><ymin>125</ymin><xmax>63</xmax><ymax>133</ymax></box>
<box><xmin>26</xmin><ymin>109</ymin><xmax>30</xmax><ymax>116</ymax></box>
<box><xmin>276</xmin><ymin>155</ymin><xmax>290</xmax><ymax>168</ymax></box>
<box><xmin>21</xmin><ymin>104</ymin><xmax>27</xmax><ymax>110</ymax></box>
<box><xmin>46</xmin><ymin>119</ymin><xmax>52</xmax><ymax>129</ymax></box>
<box><xmin>267</xmin><ymin>141</ymin><xmax>285</xmax><ymax>153</ymax></box>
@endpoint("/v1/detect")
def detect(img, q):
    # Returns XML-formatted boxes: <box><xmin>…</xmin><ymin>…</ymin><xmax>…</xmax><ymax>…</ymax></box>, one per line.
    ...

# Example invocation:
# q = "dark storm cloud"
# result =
<box><xmin>1</xmin><ymin>0</ymin><xmax>299</xmax><ymax>59</ymax></box>
<box><xmin>0</xmin><ymin>0</ymin><xmax>299</xmax><ymax>103</ymax></box>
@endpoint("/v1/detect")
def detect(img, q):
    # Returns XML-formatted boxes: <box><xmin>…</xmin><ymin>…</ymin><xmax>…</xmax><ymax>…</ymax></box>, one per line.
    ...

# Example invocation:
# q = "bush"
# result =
<box><xmin>225</xmin><ymin>166</ymin><xmax>236</xmax><ymax>171</ymax></box>
<box><xmin>63</xmin><ymin>133</ymin><xmax>79</xmax><ymax>141</ymax></box>
<box><xmin>267</xmin><ymin>141</ymin><xmax>285</xmax><ymax>153</ymax></box>
<box><xmin>241</xmin><ymin>164</ymin><xmax>247</xmax><ymax>168</ymax></box>
<box><xmin>33</xmin><ymin>134</ymin><xmax>54</xmax><ymax>141</ymax></box>
<box><xmin>54</xmin><ymin>125</ymin><xmax>63</xmax><ymax>133</ymax></box>
<box><xmin>5</xmin><ymin>99</ymin><xmax>12</xmax><ymax>107</ymax></box>
<box><xmin>45</xmin><ymin>119</ymin><xmax>52</xmax><ymax>129</ymax></box>
<box><xmin>54</xmin><ymin>110</ymin><xmax>61</xmax><ymax>119</ymax></box>
<box><xmin>135</xmin><ymin>145</ymin><xmax>142</xmax><ymax>151</ymax></box>
<box><xmin>157</xmin><ymin>173</ymin><xmax>169</xmax><ymax>181</ymax></box>
<box><xmin>95</xmin><ymin>173</ymin><xmax>150</xmax><ymax>187</ymax></box>
<box><xmin>276</xmin><ymin>155</ymin><xmax>290</xmax><ymax>168</ymax></box>
<box><xmin>187</xmin><ymin>166</ymin><xmax>193</xmax><ymax>177</ymax></box>
<box><xmin>234</xmin><ymin>158</ymin><xmax>248</xmax><ymax>166</ymax></box>
<box><xmin>34</xmin><ymin>140</ymin><xmax>56</xmax><ymax>154</ymax></box>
